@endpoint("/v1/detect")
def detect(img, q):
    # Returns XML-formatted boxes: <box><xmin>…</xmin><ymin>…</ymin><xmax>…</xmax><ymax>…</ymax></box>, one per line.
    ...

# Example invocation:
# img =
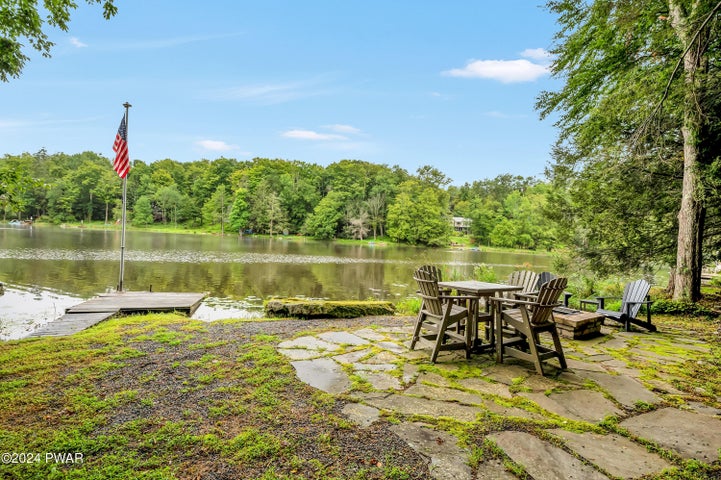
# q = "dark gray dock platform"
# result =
<box><xmin>28</xmin><ymin>291</ymin><xmax>206</xmax><ymax>338</ymax></box>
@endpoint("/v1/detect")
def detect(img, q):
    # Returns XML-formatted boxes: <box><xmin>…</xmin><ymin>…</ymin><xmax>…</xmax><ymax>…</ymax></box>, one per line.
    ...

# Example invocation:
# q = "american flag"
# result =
<box><xmin>112</xmin><ymin>116</ymin><xmax>130</xmax><ymax>178</ymax></box>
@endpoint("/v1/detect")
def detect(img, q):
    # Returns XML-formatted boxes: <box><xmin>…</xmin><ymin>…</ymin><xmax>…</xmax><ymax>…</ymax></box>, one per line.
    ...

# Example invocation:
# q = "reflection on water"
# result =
<box><xmin>0</xmin><ymin>285</ymin><xmax>81</xmax><ymax>340</ymax></box>
<box><xmin>0</xmin><ymin>226</ymin><xmax>552</xmax><ymax>323</ymax></box>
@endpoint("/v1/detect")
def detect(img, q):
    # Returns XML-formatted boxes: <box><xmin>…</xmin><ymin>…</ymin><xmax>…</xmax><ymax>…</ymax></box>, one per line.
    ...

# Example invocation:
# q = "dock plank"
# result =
<box><xmin>28</xmin><ymin>312</ymin><xmax>118</xmax><ymax>337</ymax></box>
<box><xmin>66</xmin><ymin>292</ymin><xmax>205</xmax><ymax>315</ymax></box>
<box><xmin>28</xmin><ymin>291</ymin><xmax>206</xmax><ymax>338</ymax></box>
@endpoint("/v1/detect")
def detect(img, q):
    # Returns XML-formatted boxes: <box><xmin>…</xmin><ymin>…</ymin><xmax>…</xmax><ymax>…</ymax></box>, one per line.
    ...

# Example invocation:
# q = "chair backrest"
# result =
<box><xmin>536</xmin><ymin>271</ymin><xmax>556</xmax><ymax>291</ymax></box>
<box><xmin>417</xmin><ymin>264</ymin><xmax>443</xmax><ymax>282</ymax></box>
<box><xmin>507</xmin><ymin>270</ymin><xmax>539</xmax><ymax>297</ymax></box>
<box><xmin>414</xmin><ymin>267</ymin><xmax>443</xmax><ymax>316</ymax></box>
<box><xmin>530</xmin><ymin>277</ymin><xmax>568</xmax><ymax>324</ymax></box>
<box><xmin>621</xmin><ymin>279</ymin><xmax>651</xmax><ymax>318</ymax></box>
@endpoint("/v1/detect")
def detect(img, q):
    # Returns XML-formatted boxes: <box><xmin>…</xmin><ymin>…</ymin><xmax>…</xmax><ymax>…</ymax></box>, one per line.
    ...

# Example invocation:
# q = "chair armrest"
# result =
<box><xmin>514</xmin><ymin>292</ymin><xmax>539</xmax><ymax>300</ymax></box>
<box><xmin>622</xmin><ymin>299</ymin><xmax>653</xmax><ymax>315</ymax></box>
<box><xmin>440</xmin><ymin>294</ymin><xmax>478</xmax><ymax>301</ymax></box>
<box><xmin>489</xmin><ymin>297</ymin><xmax>561</xmax><ymax>308</ymax></box>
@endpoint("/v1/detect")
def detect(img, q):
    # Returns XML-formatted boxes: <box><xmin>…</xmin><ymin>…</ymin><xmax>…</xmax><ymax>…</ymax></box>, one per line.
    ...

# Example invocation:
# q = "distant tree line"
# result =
<box><xmin>0</xmin><ymin>150</ymin><xmax>557</xmax><ymax>249</ymax></box>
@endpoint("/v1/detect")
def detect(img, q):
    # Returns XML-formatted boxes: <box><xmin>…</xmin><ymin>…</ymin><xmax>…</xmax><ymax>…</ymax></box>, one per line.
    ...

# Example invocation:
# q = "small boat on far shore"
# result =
<box><xmin>7</xmin><ymin>219</ymin><xmax>33</xmax><ymax>227</ymax></box>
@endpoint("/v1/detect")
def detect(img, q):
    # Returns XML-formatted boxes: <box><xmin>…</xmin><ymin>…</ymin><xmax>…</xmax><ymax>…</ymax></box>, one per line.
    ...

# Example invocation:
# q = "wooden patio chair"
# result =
<box><xmin>507</xmin><ymin>270</ymin><xmax>540</xmax><ymax>297</ymax></box>
<box><xmin>580</xmin><ymin>279</ymin><xmax>656</xmax><ymax>332</ymax></box>
<box><xmin>410</xmin><ymin>267</ymin><xmax>471</xmax><ymax>362</ymax></box>
<box><xmin>489</xmin><ymin>277</ymin><xmax>568</xmax><ymax>376</ymax></box>
<box><xmin>535</xmin><ymin>271</ymin><xmax>556</xmax><ymax>290</ymax></box>
<box><xmin>499</xmin><ymin>270</ymin><xmax>541</xmax><ymax>311</ymax></box>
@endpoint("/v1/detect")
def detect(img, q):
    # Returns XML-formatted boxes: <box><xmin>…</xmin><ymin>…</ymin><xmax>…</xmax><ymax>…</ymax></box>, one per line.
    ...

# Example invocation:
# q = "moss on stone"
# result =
<box><xmin>264</xmin><ymin>298</ymin><xmax>395</xmax><ymax>319</ymax></box>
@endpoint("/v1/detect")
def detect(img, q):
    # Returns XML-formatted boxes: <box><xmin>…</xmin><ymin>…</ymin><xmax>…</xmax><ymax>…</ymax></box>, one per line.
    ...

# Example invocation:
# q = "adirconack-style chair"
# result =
<box><xmin>581</xmin><ymin>279</ymin><xmax>656</xmax><ymax>332</ymax></box>
<box><xmin>410</xmin><ymin>267</ymin><xmax>471</xmax><ymax>363</ymax></box>
<box><xmin>507</xmin><ymin>270</ymin><xmax>540</xmax><ymax>298</ymax></box>
<box><xmin>490</xmin><ymin>277</ymin><xmax>568</xmax><ymax>376</ymax></box>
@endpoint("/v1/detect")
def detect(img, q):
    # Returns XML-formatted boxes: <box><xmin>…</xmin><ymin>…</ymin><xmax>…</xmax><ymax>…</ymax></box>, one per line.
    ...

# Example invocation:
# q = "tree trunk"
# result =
<box><xmin>670</xmin><ymin>0</ymin><xmax>707</xmax><ymax>301</ymax></box>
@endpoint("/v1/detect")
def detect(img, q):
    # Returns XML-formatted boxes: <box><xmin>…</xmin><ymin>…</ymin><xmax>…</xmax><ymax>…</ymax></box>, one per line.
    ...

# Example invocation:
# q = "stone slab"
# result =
<box><xmin>391</xmin><ymin>423</ymin><xmax>472</xmax><ymax>480</ymax></box>
<box><xmin>620</xmin><ymin>408</ymin><xmax>721</xmax><ymax>462</ymax></box>
<box><xmin>356</xmin><ymin>371</ymin><xmax>402</xmax><ymax>391</ymax></box>
<box><xmin>489</xmin><ymin>431</ymin><xmax>609</xmax><ymax>480</ymax></box>
<box><xmin>551</xmin><ymin>429</ymin><xmax>673</xmax><ymax>478</ymax></box>
<box><xmin>364</xmin><ymin>394</ymin><xmax>481</xmax><ymax>422</ymax></box>
<box><xmin>404</xmin><ymin>384</ymin><xmax>485</xmax><ymax>406</ymax></box>
<box><xmin>278</xmin><ymin>335</ymin><xmax>340</xmax><ymax>351</ymax></box>
<box><xmin>457</xmin><ymin>377</ymin><xmax>513</xmax><ymax>399</ymax></box>
<box><xmin>341</xmin><ymin>402</ymin><xmax>380</xmax><ymax>428</ymax></box>
<box><xmin>576</xmin><ymin>371</ymin><xmax>661</xmax><ymax>408</ymax></box>
<box><xmin>290</xmin><ymin>358</ymin><xmax>351</xmax><ymax>394</ymax></box>
<box><xmin>521</xmin><ymin>390</ymin><xmax>624</xmax><ymax>423</ymax></box>
<box><xmin>318</xmin><ymin>331</ymin><xmax>370</xmax><ymax>346</ymax></box>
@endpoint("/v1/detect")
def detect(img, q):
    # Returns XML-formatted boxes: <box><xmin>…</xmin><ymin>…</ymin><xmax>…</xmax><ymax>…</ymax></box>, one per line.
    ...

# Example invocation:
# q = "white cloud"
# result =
<box><xmin>324</xmin><ymin>124</ymin><xmax>361</xmax><ymax>134</ymax></box>
<box><xmin>282</xmin><ymin>129</ymin><xmax>347</xmax><ymax>141</ymax></box>
<box><xmin>521</xmin><ymin>48</ymin><xmax>552</xmax><ymax>62</ymax></box>
<box><xmin>443</xmin><ymin>59</ymin><xmax>548</xmax><ymax>83</ymax></box>
<box><xmin>70</xmin><ymin>37</ymin><xmax>88</xmax><ymax>48</ymax></box>
<box><xmin>196</xmin><ymin>140</ymin><xmax>240</xmax><ymax>151</ymax></box>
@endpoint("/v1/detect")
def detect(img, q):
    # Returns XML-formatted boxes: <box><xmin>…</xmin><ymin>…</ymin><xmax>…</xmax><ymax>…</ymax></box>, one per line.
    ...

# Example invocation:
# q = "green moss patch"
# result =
<box><xmin>264</xmin><ymin>298</ymin><xmax>395</xmax><ymax>319</ymax></box>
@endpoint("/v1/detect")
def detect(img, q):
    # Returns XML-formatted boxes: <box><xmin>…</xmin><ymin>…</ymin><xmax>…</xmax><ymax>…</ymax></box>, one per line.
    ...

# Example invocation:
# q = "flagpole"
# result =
<box><xmin>118</xmin><ymin>102</ymin><xmax>131</xmax><ymax>292</ymax></box>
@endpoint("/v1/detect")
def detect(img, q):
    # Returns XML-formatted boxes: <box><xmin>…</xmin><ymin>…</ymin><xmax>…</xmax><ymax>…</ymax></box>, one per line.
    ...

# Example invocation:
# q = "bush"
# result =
<box><xmin>650</xmin><ymin>299</ymin><xmax>718</xmax><ymax>317</ymax></box>
<box><xmin>473</xmin><ymin>264</ymin><xmax>498</xmax><ymax>283</ymax></box>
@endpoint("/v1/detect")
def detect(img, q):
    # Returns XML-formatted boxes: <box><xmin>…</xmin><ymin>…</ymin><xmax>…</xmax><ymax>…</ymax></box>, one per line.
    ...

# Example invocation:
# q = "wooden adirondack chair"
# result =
<box><xmin>489</xmin><ymin>277</ymin><xmax>568</xmax><ymax>376</ymax></box>
<box><xmin>582</xmin><ymin>279</ymin><xmax>656</xmax><ymax>332</ymax></box>
<box><xmin>410</xmin><ymin>267</ymin><xmax>470</xmax><ymax>362</ymax></box>
<box><xmin>535</xmin><ymin>272</ymin><xmax>556</xmax><ymax>290</ymax></box>
<box><xmin>507</xmin><ymin>270</ymin><xmax>540</xmax><ymax>297</ymax></box>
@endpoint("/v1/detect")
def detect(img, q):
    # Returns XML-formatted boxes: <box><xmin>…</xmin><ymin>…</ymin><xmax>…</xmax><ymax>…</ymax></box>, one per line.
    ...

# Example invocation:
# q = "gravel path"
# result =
<box><xmin>90</xmin><ymin>315</ymin><xmax>431</xmax><ymax>479</ymax></box>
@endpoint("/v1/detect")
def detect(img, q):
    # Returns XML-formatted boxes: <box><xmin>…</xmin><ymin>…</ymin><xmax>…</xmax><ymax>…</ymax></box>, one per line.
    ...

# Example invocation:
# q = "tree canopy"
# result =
<box><xmin>0</xmin><ymin>0</ymin><xmax>117</xmax><ymax>82</ymax></box>
<box><xmin>0</xmin><ymin>150</ymin><xmax>559</xmax><ymax>250</ymax></box>
<box><xmin>539</xmin><ymin>0</ymin><xmax>721</xmax><ymax>300</ymax></box>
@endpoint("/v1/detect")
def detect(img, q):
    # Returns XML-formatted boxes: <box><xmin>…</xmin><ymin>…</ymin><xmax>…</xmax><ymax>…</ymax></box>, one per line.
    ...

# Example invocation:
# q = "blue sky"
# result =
<box><xmin>0</xmin><ymin>1</ymin><xmax>561</xmax><ymax>185</ymax></box>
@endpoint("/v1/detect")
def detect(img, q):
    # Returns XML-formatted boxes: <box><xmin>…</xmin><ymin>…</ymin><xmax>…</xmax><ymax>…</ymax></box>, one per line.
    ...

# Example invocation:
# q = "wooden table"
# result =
<box><xmin>438</xmin><ymin>280</ymin><xmax>523</xmax><ymax>354</ymax></box>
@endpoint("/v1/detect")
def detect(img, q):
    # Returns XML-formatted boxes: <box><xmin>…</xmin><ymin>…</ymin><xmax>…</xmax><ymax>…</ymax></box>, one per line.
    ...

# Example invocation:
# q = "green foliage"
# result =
<box><xmin>395</xmin><ymin>296</ymin><xmax>421</xmax><ymax>315</ymax></box>
<box><xmin>304</xmin><ymin>190</ymin><xmax>346</xmax><ymax>239</ymax></box>
<box><xmin>539</xmin><ymin>0</ymin><xmax>721</xmax><ymax>300</ymax></box>
<box><xmin>473</xmin><ymin>264</ymin><xmax>498</xmax><ymax>283</ymax></box>
<box><xmin>650</xmin><ymin>299</ymin><xmax>718</xmax><ymax>318</ymax></box>
<box><xmin>0</xmin><ymin>0</ymin><xmax>118</xmax><ymax>82</ymax></box>
<box><xmin>4</xmin><ymin>151</ymin><xmax>572</xmax><ymax>255</ymax></box>
<box><xmin>131</xmin><ymin>195</ymin><xmax>153</xmax><ymax>226</ymax></box>
<box><xmin>387</xmin><ymin>179</ymin><xmax>452</xmax><ymax>246</ymax></box>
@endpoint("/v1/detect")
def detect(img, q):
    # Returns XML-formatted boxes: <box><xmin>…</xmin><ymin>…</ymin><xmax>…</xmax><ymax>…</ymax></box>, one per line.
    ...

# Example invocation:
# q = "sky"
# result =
<box><xmin>0</xmin><ymin>1</ymin><xmax>563</xmax><ymax>185</ymax></box>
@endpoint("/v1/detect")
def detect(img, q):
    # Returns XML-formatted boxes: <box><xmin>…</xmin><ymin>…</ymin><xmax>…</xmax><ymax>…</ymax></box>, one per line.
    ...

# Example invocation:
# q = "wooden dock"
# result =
<box><xmin>28</xmin><ymin>291</ymin><xmax>206</xmax><ymax>338</ymax></box>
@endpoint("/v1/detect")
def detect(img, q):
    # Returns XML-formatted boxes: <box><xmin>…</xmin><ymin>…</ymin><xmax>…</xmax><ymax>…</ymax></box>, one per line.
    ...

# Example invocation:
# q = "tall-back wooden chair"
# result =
<box><xmin>594</xmin><ymin>279</ymin><xmax>655</xmax><ymax>332</ymax></box>
<box><xmin>536</xmin><ymin>272</ymin><xmax>556</xmax><ymax>291</ymax></box>
<box><xmin>410</xmin><ymin>267</ymin><xmax>470</xmax><ymax>363</ymax></box>
<box><xmin>490</xmin><ymin>277</ymin><xmax>568</xmax><ymax>376</ymax></box>
<box><xmin>506</xmin><ymin>270</ymin><xmax>540</xmax><ymax>298</ymax></box>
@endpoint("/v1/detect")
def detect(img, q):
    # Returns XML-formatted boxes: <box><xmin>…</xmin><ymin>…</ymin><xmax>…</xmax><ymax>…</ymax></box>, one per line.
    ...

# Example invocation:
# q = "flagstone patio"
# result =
<box><xmin>277</xmin><ymin>318</ymin><xmax>721</xmax><ymax>480</ymax></box>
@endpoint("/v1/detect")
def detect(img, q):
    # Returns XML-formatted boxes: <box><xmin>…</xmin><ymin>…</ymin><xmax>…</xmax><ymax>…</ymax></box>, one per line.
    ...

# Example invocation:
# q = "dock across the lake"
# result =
<box><xmin>28</xmin><ymin>291</ymin><xmax>206</xmax><ymax>338</ymax></box>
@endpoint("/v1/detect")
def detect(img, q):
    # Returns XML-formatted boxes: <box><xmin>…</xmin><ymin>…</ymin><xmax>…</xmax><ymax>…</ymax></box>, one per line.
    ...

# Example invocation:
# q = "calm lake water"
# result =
<box><xmin>0</xmin><ymin>225</ymin><xmax>551</xmax><ymax>335</ymax></box>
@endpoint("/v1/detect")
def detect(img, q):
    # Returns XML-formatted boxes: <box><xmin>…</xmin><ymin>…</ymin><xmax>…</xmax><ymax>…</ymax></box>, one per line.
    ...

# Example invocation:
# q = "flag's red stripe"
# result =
<box><xmin>112</xmin><ymin>118</ymin><xmax>130</xmax><ymax>179</ymax></box>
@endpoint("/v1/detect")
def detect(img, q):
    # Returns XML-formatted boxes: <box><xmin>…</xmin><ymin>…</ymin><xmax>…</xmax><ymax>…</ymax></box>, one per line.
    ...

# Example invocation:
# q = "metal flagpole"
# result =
<box><xmin>118</xmin><ymin>102</ymin><xmax>131</xmax><ymax>292</ymax></box>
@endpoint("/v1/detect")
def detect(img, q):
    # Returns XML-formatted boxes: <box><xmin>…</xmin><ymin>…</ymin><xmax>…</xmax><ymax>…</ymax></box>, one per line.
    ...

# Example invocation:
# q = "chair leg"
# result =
<box><xmin>550</xmin><ymin>327</ymin><xmax>567</xmax><ymax>370</ymax></box>
<box><xmin>430</xmin><ymin>324</ymin><xmax>445</xmax><ymax>363</ymax></box>
<box><xmin>525</xmin><ymin>332</ymin><xmax>545</xmax><ymax>376</ymax></box>
<box><xmin>410</xmin><ymin>310</ymin><xmax>425</xmax><ymax>350</ymax></box>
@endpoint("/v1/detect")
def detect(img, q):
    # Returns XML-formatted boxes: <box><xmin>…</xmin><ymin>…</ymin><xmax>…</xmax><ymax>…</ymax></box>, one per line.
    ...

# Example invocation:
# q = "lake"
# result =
<box><xmin>0</xmin><ymin>225</ymin><xmax>551</xmax><ymax>335</ymax></box>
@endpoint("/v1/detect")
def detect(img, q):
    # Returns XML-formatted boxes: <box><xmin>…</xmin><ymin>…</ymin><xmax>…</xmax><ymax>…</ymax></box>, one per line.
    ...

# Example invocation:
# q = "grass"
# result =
<box><xmin>2</xmin><ymin>302</ymin><xmax>721</xmax><ymax>479</ymax></box>
<box><xmin>0</xmin><ymin>314</ymin><xmax>427</xmax><ymax>479</ymax></box>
